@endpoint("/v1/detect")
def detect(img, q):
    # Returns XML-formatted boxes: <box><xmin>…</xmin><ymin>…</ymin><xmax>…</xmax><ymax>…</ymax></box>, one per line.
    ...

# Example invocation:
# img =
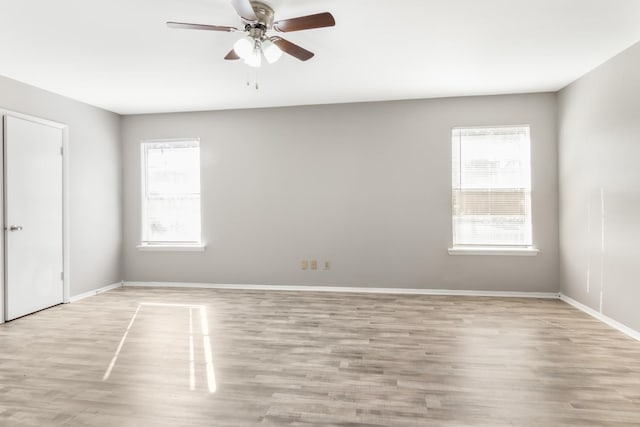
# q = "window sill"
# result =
<box><xmin>137</xmin><ymin>244</ymin><xmax>206</xmax><ymax>252</ymax></box>
<box><xmin>448</xmin><ymin>246</ymin><xmax>539</xmax><ymax>256</ymax></box>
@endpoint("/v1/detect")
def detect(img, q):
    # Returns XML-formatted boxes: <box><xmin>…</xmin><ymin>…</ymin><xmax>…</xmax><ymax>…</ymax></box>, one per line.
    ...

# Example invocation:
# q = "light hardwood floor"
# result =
<box><xmin>1</xmin><ymin>286</ymin><xmax>639</xmax><ymax>426</ymax></box>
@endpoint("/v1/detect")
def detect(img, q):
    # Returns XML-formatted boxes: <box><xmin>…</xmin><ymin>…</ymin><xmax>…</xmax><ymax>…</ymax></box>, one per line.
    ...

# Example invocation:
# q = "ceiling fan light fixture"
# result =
<box><xmin>261</xmin><ymin>39</ymin><xmax>282</xmax><ymax>64</ymax></box>
<box><xmin>233</xmin><ymin>36</ymin><xmax>254</xmax><ymax>59</ymax></box>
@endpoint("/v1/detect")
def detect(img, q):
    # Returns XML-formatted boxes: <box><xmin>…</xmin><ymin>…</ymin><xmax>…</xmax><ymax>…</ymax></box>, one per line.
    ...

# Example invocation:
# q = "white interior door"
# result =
<box><xmin>4</xmin><ymin>115</ymin><xmax>63</xmax><ymax>321</ymax></box>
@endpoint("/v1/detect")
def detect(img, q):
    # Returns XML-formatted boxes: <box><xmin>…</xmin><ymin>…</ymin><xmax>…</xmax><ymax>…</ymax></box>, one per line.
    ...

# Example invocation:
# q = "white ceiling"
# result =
<box><xmin>1</xmin><ymin>0</ymin><xmax>640</xmax><ymax>115</ymax></box>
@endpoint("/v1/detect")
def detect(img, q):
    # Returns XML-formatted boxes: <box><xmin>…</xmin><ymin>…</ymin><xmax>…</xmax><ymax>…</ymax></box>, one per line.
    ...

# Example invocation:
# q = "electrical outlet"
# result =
<box><xmin>301</xmin><ymin>260</ymin><xmax>308</xmax><ymax>270</ymax></box>
<box><xmin>324</xmin><ymin>261</ymin><xmax>330</xmax><ymax>270</ymax></box>
<box><xmin>310</xmin><ymin>260</ymin><xmax>317</xmax><ymax>270</ymax></box>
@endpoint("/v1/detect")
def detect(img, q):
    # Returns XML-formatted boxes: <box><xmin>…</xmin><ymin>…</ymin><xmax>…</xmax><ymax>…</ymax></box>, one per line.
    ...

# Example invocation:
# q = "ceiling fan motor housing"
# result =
<box><xmin>245</xmin><ymin>24</ymin><xmax>267</xmax><ymax>40</ymax></box>
<box><xmin>246</xmin><ymin>1</ymin><xmax>275</xmax><ymax>28</ymax></box>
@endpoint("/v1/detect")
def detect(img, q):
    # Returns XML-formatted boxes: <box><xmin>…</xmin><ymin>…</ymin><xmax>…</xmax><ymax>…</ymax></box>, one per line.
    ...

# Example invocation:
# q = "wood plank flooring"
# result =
<box><xmin>1</xmin><ymin>286</ymin><xmax>639</xmax><ymax>426</ymax></box>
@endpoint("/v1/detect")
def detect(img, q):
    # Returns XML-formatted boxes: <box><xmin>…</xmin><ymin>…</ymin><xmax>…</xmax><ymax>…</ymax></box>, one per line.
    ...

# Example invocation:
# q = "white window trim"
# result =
<box><xmin>137</xmin><ymin>243</ymin><xmax>206</xmax><ymax>252</ymax></box>
<box><xmin>448</xmin><ymin>246</ymin><xmax>539</xmax><ymax>256</ymax></box>
<box><xmin>451</xmin><ymin>124</ymin><xmax>533</xmax><ymax>249</ymax></box>
<box><xmin>140</xmin><ymin>138</ymin><xmax>203</xmax><ymax>248</ymax></box>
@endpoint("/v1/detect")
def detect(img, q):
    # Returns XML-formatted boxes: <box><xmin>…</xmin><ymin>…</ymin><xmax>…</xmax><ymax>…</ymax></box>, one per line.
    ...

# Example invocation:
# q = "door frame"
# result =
<box><xmin>0</xmin><ymin>109</ymin><xmax>70</xmax><ymax>323</ymax></box>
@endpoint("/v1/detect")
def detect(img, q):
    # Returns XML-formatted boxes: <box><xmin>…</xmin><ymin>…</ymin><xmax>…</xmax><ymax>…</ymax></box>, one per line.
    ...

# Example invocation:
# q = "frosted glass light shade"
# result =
<box><xmin>244</xmin><ymin>49</ymin><xmax>262</xmax><ymax>67</ymax></box>
<box><xmin>262</xmin><ymin>39</ymin><xmax>282</xmax><ymax>64</ymax></box>
<box><xmin>233</xmin><ymin>37</ymin><xmax>254</xmax><ymax>59</ymax></box>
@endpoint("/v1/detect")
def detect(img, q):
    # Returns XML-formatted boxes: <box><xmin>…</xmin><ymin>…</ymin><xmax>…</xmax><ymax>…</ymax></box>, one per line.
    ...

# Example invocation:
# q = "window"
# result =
<box><xmin>140</xmin><ymin>139</ymin><xmax>202</xmax><ymax>249</ymax></box>
<box><xmin>451</xmin><ymin>126</ymin><xmax>533</xmax><ymax>250</ymax></box>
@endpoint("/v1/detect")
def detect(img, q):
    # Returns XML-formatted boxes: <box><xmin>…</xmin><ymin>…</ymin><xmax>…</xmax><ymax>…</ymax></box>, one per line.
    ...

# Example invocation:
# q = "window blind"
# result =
<box><xmin>451</xmin><ymin>126</ymin><xmax>532</xmax><ymax>246</ymax></box>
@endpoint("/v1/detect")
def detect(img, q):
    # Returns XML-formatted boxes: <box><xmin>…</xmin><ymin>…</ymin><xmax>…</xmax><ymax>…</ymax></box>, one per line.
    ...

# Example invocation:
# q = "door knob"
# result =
<box><xmin>8</xmin><ymin>225</ymin><xmax>23</xmax><ymax>231</ymax></box>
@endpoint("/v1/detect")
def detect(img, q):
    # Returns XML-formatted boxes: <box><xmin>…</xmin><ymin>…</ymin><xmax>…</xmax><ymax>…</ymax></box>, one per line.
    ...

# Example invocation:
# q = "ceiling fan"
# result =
<box><xmin>167</xmin><ymin>0</ymin><xmax>336</xmax><ymax>67</ymax></box>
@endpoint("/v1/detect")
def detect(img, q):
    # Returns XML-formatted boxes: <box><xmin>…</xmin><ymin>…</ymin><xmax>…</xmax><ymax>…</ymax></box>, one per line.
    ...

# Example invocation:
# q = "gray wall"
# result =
<box><xmin>122</xmin><ymin>93</ymin><xmax>559</xmax><ymax>291</ymax></box>
<box><xmin>558</xmin><ymin>42</ymin><xmax>640</xmax><ymax>331</ymax></box>
<box><xmin>0</xmin><ymin>75</ymin><xmax>122</xmax><ymax>298</ymax></box>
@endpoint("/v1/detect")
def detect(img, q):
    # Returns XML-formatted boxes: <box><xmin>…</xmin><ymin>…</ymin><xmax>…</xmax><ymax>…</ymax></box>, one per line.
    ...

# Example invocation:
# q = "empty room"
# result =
<box><xmin>1</xmin><ymin>0</ymin><xmax>639</xmax><ymax>425</ymax></box>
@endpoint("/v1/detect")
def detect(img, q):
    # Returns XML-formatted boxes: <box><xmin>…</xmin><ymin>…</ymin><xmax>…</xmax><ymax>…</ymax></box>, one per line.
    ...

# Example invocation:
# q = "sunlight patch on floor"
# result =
<box><xmin>102</xmin><ymin>302</ymin><xmax>216</xmax><ymax>393</ymax></box>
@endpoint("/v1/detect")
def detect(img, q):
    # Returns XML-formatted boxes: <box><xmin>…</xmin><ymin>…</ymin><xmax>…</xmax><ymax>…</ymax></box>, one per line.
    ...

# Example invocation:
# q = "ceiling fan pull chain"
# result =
<box><xmin>255</xmin><ymin>63</ymin><xmax>259</xmax><ymax>90</ymax></box>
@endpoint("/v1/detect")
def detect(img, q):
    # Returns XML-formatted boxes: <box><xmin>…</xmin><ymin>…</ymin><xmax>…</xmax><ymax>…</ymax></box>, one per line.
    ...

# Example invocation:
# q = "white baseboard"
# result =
<box><xmin>65</xmin><ymin>281</ymin><xmax>640</xmax><ymax>342</ymax></box>
<box><xmin>123</xmin><ymin>281</ymin><xmax>559</xmax><ymax>299</ymax></box>
<box><xmin>69</xmin><ymin>281</ymin><xmax>124</xmax><ymax>303</ymax></box>
<box><xmin>559</xmin><ymin>293</ymin><xmax>640</xmax><ymax>342</ymax></box>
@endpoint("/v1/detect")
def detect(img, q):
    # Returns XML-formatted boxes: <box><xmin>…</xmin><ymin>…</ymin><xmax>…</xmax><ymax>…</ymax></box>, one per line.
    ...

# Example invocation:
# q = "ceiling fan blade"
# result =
<box><xmin>273</xmin><ymin>12</ymin><xmax>335</xmax><ymax>33</ymax></box>
<box><xmin>270</xmin><ymin>37</ymin><xmax>314</xmax><ymax>61</ymax></box>
<box><xmin>230</xmin><ymin>0</ymin><xmax>258</xmax><ymax>21</ymax></box>
<box><xmin>224</xmin><ymin>49</ymin><xmax>240</xmax><ymax>60</ymax></box>
<box><xmin>167</xmin><ymin>22</ymin><xmax>238</xmax><ymax>32</ymax></box>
